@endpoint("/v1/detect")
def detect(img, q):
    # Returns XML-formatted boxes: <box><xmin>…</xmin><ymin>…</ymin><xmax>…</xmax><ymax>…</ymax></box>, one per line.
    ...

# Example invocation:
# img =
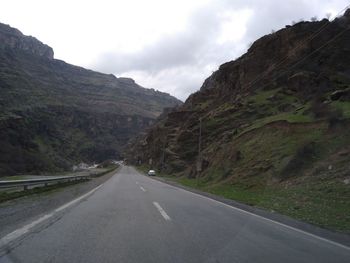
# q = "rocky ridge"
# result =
<box><xmin>0</xmin><ymin>22</ymin><xmax>181</xmax><ymax>176</ymax></box>
<box><xmin>129</xmin><ymin>10</ymin><xmax>350</xmax><ymax>185</ymax></box>
<box><xmin>126</xmin><ymin>10</ymin><xmax>350</xmax><ymax>231</ymax></box>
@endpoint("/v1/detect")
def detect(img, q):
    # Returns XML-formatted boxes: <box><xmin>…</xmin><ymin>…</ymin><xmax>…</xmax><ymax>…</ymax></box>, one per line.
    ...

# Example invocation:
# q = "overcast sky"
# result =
<box><xmin>1</xmin><ymin>0</ymin><xmax>349</xmax><ymax>100</ymax></box>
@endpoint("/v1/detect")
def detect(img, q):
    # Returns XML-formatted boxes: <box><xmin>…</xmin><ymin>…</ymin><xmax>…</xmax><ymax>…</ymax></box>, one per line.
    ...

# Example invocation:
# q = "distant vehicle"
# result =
<box><xmin>148</xmin><ymin>170</ymin><xmax>156</xmax><ymax>176</ymax></box>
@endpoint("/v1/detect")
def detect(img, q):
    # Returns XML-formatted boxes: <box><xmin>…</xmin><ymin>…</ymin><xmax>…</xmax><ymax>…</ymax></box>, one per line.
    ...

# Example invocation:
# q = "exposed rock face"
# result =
<box><xmin>0</xmin><ymin>23</ymin><xmax>181</xmax><ymax>176</ymax></box>
<box><xmin>0</xmin><ymin>23</ymin><xmax>54</xmax><ymax>59</ymax></box>
<box><xmin>127</xmin><ymin>10</ymin><xmax>350</xmax><ymax>184</ymax></box>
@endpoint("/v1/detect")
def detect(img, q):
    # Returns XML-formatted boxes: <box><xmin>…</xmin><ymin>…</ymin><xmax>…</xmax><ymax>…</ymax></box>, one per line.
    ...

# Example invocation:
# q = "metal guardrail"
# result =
<box><xmin>0</xmin><ymin>175</ymin><xmax>91</xmax><ymax>191</ymax></box>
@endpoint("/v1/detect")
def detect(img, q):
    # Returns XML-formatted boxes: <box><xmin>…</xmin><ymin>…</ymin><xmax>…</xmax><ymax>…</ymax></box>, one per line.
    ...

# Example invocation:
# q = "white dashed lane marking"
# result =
<box><xmin>153</xmin><ymin>202</ymin><xmax>171</xmax><ymax>221</ymax></box>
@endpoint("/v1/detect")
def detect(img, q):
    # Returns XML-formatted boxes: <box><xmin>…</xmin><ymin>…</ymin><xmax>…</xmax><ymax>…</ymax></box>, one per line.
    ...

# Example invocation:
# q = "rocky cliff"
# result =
<box><xmin>130</xmin><ymin>11</ymin><xmax>350</xmax><ymax>174</ymax></box>
<box><xmin>0</xmin><ymin>23</ymin><xmax>54</xmax><ymax>59</ymax></box>
<box><xmin>0</xmin><ymin>22</ymin><xmax>181</xmax><ymax>176</ymax></box>
<box><xmin>127</xmin><ymin>10</ymin><xmax>350</xmax><ymax>230</ymax></box>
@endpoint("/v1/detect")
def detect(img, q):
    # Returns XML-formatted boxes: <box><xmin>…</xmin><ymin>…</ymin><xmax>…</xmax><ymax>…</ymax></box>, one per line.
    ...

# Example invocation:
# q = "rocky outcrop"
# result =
<box><xmin>0</xmin><ymin>23</ymin><xmax>54</xmax><ymax>59</ymax></box>
<box><xmin>127</xmin><ymin>10</ymin><xmax>350</xmax><ymax>184</ymax></box>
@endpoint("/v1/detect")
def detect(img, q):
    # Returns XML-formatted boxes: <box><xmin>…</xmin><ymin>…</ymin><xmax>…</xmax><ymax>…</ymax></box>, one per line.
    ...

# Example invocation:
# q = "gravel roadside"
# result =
<box><xmin>0</xmin><ymin>168</ymin><xmax>118</xmax><ymax>238</ymax></box>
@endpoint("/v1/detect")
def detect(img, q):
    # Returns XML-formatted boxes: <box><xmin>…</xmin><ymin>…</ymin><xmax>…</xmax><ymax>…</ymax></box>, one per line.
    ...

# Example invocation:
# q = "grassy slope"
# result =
<box><xmin>138</xmin><ymin>87</ymin><xmax>350</xmax><ymax>232</ymax></box>
<box><xmin>171</xmin><ymin>176</ymin><xmax>349</xmax><ymax>232</ymax></box>
<box><xmin>137</xmin><ymin>151</ymin><xmax>350</xmax><ymax>232</ymax></box>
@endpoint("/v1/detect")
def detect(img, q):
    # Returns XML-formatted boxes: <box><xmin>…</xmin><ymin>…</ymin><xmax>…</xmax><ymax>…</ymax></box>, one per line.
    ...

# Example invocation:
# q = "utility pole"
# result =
<box><xmin>161</xmin><ymin>139</ymin><xmax>166</xmax><ymax>173</ymax></box>
<box><xmin>199</xmin><ymin>118</ymin><xmax>202</xmax><ymax>156</ymax></box>
<box><xmin>196</xmin><ymin>117</ymin><xmax>202</xmax><ymax>186</ymax></box>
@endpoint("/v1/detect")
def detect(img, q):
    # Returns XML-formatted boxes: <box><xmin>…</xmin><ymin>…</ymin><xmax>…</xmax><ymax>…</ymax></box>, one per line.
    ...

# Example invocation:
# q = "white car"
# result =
<box><xmin>148</xmin><ymin>170</ymin><xmax>156</xmax><ymax>176</ymax></box>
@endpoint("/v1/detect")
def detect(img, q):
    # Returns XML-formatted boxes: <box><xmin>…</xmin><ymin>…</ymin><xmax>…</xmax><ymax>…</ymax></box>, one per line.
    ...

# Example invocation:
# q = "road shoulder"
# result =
<box><xmin>0</xmin><ymin>168</ymin><xmax>118</xmax><ymax>238</ymax></box>
<box><xmin>141</xmin><ymin>171</ymin><xmax>350</xmax><ymax>247</ymax></box>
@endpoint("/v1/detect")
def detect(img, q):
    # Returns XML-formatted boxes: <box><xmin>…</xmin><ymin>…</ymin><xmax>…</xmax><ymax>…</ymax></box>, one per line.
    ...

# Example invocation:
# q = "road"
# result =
<box><xmin>0</xmin><ymin>166</ymin><xmax>349</xmax><ymax>263</ymax></box>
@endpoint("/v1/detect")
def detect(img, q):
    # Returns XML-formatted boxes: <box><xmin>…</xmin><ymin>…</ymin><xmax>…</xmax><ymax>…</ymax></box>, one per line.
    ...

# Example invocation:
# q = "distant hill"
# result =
<box><xmin>127</xmin><ymin>10</ymin><xmax>350</xmax><ymax>231</ymax></box>
<box><xmin>0</xmin><ymin>22</ymin><xmax>181</xmax><ymax>176</ymax></box>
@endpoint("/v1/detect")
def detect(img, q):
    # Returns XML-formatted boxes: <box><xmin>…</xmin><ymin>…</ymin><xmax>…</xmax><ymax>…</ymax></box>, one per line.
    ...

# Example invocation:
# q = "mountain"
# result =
<box><xmin>0</xmin><ymin>22</ymin><xmax>181</xmax><ymax>176</ymax></box>
<box><xmin>127</xmin><ymin>10</ymin><xmax>350</xmax><ymax>230</ymax></box>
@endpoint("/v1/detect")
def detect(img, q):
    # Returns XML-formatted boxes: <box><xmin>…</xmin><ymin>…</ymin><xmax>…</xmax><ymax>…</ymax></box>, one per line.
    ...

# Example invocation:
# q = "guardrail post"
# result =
<box><xmin>24</xmin><ymin>185</ymin><xmax>28</xmax><ymax>191</ymax></box>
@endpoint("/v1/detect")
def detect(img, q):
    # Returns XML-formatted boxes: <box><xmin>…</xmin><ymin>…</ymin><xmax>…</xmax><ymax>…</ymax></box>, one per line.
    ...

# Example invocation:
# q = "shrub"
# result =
<box><xmin>310</xmin><ymin>100</ymin><xmax>330</xmax><ymax>118</ymax></box>
<box><xmin>281</xmin><ymin>142</ymin><xmax>316</xmax><ymax>179</ymax></box>
<box><xmin>328</xmin><ymin>108</ymin><xmax>344</xmax><ymax>128</ymax></box>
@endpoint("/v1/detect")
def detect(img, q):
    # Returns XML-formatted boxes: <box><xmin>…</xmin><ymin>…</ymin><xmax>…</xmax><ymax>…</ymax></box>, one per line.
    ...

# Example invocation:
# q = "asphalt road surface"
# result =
<box><xmin>0</xmin><ymin>166</ymin><xmax>349</xmax><ymax>263</ymax></box>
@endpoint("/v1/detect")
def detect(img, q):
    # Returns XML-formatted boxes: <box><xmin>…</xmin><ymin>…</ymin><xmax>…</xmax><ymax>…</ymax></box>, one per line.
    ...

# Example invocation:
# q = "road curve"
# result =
<box><xmin>0</xmin><ymin>166</ymin><xmax>349</xmax><ymax>263</ymax></box>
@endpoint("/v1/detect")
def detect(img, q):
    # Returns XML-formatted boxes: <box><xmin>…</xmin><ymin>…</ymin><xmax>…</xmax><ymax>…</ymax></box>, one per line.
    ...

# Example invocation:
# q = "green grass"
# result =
<box><xmin>169</xmin><ymin>176</ymin><xmax>350</xmax><ymax>232</ymax></box>
<box><xmin>331</xmin><ymin>101</ymin><xmax>350</xmax><ymax>118</ymax></box>
<box><xmin>135</xmin><ymin>164</ymin><xmax>150</xmax><ymax>174</ymax></box>
<box><xmin>0</xmin><ymin>175</ymin><xmax>28</xmax><ymax>180</ymax></box>
<box><xmin>133</xmin><ymin>119</ymin><xmax>350</xmax><ymax>232</ymax></box>
<box><xmin>248</xmin><ymin>88</ymin><xmax>280</xmax><ymax>104</ymax></box>
<box><xmin>197</xmin><ymin>100</ymin><xmax>212</xmax><ymax>110</ymax></box>
<box><xmin>240</xmin><ymin>112</ymin><xmax>314</xmax><ymax>136</ymax></box>
<box><xmin>99</xmin><ymin>165</ymin><xmax>119</xmax><ymax>176</ymax></box>
<box><xmin>144</xmin><ymin>120</ymin><xmax>349</xmax><ymax>232</ymax></box>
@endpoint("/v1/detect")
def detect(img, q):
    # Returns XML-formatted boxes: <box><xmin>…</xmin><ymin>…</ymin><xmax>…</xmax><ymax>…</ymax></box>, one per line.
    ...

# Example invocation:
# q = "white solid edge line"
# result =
<box><xmin>153</xmin><ymin>202</ymin><xmax>171</xmax><ymax>221</ymax></box>
<box><xmin>146</xmin><ymin>176</ymin><xmax>350</xmax><ymax>251</ymax></box>
<box><xmin>176</xmin><ymin>186</ymin><xmax>350</xmax><ymax>251</ymax></box>
<box><xmin>140</xmin><ymin>186</ymin><xmax>146</xmax><ymax>192</ymax></box>
<box><xmin>0</xmin><ymin>183</ymin><xmax>103</xmax><ymax>248</ymax></box>
<box><xmin>55</xmin><ymin>184</ymin><xmax>103</xmax><ymax>212</ymax></box>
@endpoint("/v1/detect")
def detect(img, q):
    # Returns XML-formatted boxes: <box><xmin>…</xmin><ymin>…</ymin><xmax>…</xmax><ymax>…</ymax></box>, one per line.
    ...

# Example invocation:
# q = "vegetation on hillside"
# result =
<box><xmin>0</xmin><ymin>22</ymin><xmax>181</xmax><ymax>176</ymax></box>
<box><xmin>129</xmin><ymin>11</ymin><xmax>350</xmax><ymax>232</ymax></box>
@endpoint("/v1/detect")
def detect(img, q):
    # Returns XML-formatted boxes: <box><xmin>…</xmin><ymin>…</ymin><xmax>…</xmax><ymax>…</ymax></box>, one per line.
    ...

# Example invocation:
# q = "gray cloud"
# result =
<box><xmin>91</xmin><ymin>0</ymin><xmax>349</xmax><ymax>100</ymax></box>
<box><xmin>93</xmin><ymin>4</ymin><xmax>224</xmax><ymax>74</ymax></box>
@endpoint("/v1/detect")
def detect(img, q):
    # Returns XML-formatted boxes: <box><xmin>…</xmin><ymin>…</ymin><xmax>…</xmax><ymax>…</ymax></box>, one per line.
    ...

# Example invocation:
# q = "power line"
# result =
<box><xmin>244</xmin><ymin>3</ymin><xmax>350</xmax><ymax>92</ymax></box>
<box><xmin>262</xmin><ymin>25</ymin><xmax>350</xmax><ymax>91</ymax></box>
<box><xmin>196</xmin><ymin>4</ymin><xmax>350</xmax><ymax>163</ymax></box>
<box><xmin>198</xmin><ymin>4</ymin><xmax>350</xmax><ymax>124</ymax></box>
